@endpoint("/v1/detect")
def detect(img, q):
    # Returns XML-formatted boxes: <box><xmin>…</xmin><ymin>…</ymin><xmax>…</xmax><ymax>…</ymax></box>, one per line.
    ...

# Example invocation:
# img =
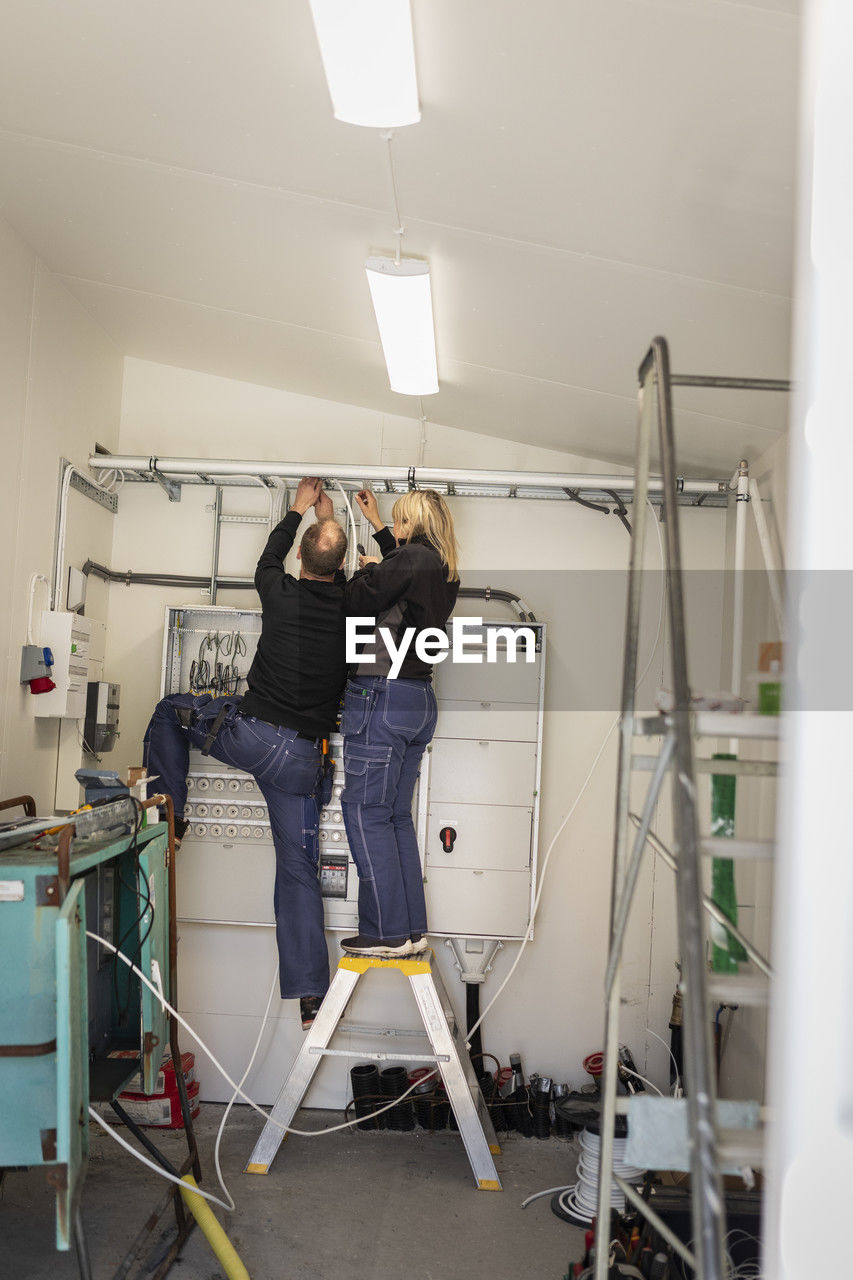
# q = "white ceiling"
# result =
<box><xmin>0</xmin><ymin>1</ymin><xmax>799</xmax><ymax>474</ymax></box>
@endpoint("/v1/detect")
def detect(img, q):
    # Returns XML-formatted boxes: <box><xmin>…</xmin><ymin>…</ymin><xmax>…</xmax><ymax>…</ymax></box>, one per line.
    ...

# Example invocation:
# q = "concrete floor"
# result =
<box><xmin>1</xmin><ymin>1107</ymin><xmax>587</xmax><ymax>1280</ymax></box>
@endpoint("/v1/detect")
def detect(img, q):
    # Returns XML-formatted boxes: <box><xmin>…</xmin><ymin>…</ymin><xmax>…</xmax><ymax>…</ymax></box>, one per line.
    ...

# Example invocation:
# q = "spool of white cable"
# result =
<box><xmin>555</xmin><ymin>1127</ymin><xmax>645</xmax><ymax>1226</ymax></box>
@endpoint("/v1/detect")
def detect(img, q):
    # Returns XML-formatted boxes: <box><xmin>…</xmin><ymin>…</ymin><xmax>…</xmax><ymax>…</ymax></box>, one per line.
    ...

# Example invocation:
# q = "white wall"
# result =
<box><xmin>0</xmin><ymin>216</ymin><xmax>123</xmax><ymax>810</ymax></box>
<box><xmin>101</xmin><ymin>358</ymin><xmax>728</xmax><ymax>1107</ymax></box>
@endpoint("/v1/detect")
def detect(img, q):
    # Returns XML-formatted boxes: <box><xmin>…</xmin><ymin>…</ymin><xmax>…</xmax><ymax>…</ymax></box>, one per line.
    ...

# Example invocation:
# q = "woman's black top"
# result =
<box><xmin>345</xmin><ymin>528</ymin><xmax>459</xmax><ymax>681</ymax></box>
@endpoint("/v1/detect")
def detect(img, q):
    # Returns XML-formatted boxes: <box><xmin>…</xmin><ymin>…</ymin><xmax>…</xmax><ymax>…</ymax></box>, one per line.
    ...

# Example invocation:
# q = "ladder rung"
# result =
<box><xmin>338</xmin><ymin>1021</ymin><xmax>443</xmax><ymax>1040</ymax></box>
<box><xmin>635</xmin><ymin>713</ymin><xmax>781</xmax><ymax>740</ymax></box>
<box><xmin>694</xmin><ymin>712</ymin><xmax>781</xmax><ymax>740</ymax></box>
<box><xmin>632</xmin><ymin>755</ymin><xmax>778</xmax><ymax>777</ymax></box>
<box><xmin>308</xmin><ymin>1047</ymin><xmax>450</xmax><ymax>1063</ymax></box>
<box><xmin>706</xmin><ymin>974</ymin><xmax>770</xmax><ymax>1007</ymax></box>
<box><xmin>700</xmin><ymin>838</ymin><xmax>775</xmax><ymax>860</ymax></box>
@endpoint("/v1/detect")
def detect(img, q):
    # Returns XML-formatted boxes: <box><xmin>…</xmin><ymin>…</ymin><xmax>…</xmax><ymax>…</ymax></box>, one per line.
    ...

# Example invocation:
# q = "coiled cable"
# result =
<box><xmin>554</xmin><ymin>1127</ymin><xmax>645</xmax><ymax>1226</ymax></box>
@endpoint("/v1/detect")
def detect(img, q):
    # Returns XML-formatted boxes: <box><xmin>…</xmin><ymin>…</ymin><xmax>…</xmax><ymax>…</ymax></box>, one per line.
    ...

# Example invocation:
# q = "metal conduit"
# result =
<box><xmin>88</xmin><ymin>454</ymin><xmax>726</xmax><ymax>498</ymax></box>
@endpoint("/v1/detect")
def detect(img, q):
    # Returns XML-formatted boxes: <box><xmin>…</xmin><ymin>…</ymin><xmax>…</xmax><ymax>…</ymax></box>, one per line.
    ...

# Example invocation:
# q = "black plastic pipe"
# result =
<box><xmin>466</xmin><ymin>983</ymin><xmax>484</xmax><ymax>1074</ymax></box>
<box><xmin>83</xmin><ymin>561</ymin><xmax>539</xmax><ymax>621</ymax></box>
<box><xmin>456</xmin><ymin>586</ymin><xmax>537</xmax><ymax>622</ymax></box>
<box><xmin>83</xmin><ymin>560</ymin><xmax>253</xmax><ymax>591</ymax></box>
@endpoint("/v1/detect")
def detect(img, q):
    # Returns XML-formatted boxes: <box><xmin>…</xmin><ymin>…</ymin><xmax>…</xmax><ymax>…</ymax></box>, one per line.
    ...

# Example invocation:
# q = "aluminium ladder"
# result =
<box><xmin>245</xmin><ymin>953</ymin><xmax>502</xmax><ymax>1191</ymax></box>
<box><xmin>594</xmin><ymin>338</ymin><xmax>786</xmax><ymax>1280</ymax></box>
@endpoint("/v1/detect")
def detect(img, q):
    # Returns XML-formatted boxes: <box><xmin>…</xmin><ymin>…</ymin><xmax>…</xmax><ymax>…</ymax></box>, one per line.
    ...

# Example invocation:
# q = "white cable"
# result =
<box><xmin>87</xmin><ymin>1106</ymin><xmax>232</xmax><ymax>1211</ymax></box>
<box><xmin>465</xmin><ymin>499</ymin><xmax>667</xmax><ymax>1048</ymax></box>
<box><xmin>213</xmin><ymin>964</ymin><xmax>279</xmax><ymax>1212</ymax></box>
<box><xmin>417</xmin><ymin>400</ymin><xmax>427</xmax><ymax>467</ymax></box>
<box><xmin>555</xmin><ymin>1128</ymin><xmax>645</xmax><ymax>1224</ymax></box>
<box><xmin>520</xmin><ymin>1183</ymin><xmax>573</xmax><ymax>1209</ymax></box>
<box><xmin>645</xmin><ymin>1024</ymin><xmax>682</xmax><ymax>1098</ymax></box>
<box><xmin>255</xmin><ymin>475</ymin><xmax>277</xmax><ymax>532</ymax></box>
<box><xmin>382</xmin><ymin>131</ymin><xmax>405</xmax><ymax>262</ymax></box>
<box><xmin>332</xmin><ymin>478</ymin><xmax>360</xmax><ymax>575</ymax></box>
<box><xmin>26</xmin><ymin>572</ymin><xmax>51</xmax><ymax>645</ymax></box>
<box><xmin>54</xmin><ymin>463</ymin><xmax>114</xmax><ymax>609</ymax></box>
<box><xmin>54</xmin><ymin>465</ymin><xmax>75</xmax><ymax>609</ymax></box>
<box><xmin>84</xmin><ymin>931</ymin><xmax>438</xmax><ymax>1140</ymax></box>
<box><xmin>99</xmin><ymin>467</ymin><xmax>126</xmax><ymax>494</ymax></box>
<box><xmin>271</xmin><ymin>478</ymin><xmax>285</xmax><ymax>526</ymax></box>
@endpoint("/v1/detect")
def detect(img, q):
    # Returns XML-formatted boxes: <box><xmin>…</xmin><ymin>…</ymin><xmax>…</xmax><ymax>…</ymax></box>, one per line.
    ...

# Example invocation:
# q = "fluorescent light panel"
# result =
<box><xmin>308</xmin><ymin>0</ymin><xmax>421</xmax><ymax>128</ymax></box>
<box><xmin>365</xmin><ymin>256</ymin><xmax>438</xmax><ymax>396</ymax></box>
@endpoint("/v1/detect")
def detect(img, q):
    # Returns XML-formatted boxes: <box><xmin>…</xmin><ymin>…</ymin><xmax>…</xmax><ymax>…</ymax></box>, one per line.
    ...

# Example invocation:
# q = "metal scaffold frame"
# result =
<box><xmin>594</xmin><ymin>337</ymin><xmax>788</xmax><ymax>1280</ymax></box>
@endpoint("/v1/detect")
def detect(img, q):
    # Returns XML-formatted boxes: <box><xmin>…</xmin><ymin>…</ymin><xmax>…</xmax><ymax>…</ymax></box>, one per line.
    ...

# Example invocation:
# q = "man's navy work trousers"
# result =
<box><xmin>144</xmin><ymin>693</ymin><xmax>329</xmax><ymax>999</ymax></box>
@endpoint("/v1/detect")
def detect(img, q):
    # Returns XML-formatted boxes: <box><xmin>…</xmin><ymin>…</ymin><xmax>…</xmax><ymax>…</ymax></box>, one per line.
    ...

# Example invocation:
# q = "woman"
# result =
<box><xmin>340</xmin><ymin>487</ymin><xmax>460</xmax><ymax>957</ymax></box>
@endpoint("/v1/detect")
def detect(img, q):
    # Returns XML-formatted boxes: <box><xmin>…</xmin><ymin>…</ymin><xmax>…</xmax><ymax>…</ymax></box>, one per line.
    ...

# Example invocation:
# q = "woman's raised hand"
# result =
<box><xmin>356</xmin><ymin>488</ymin><xmax>382</xmax><ymax>529</ymax></box>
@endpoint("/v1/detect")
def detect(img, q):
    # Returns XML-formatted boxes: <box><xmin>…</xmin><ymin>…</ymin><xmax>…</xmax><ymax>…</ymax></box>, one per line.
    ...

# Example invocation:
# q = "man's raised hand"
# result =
<box><xmin>314</xmin><ymin>487</ymin><xmax>334</xmax><ymax>521</ymax></box>
<box><xmin>293</xmin><ymin>476</ymin><xmax>322</xmax><ymax>515</ymax></box>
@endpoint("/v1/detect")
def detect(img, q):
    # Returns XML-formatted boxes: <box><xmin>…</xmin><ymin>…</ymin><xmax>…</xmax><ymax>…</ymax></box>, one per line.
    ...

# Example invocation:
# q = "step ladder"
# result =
<box><xmin>245</xmin><ymin>953</ymin><xmax>502</xmax><ymax>1191</ymax></box>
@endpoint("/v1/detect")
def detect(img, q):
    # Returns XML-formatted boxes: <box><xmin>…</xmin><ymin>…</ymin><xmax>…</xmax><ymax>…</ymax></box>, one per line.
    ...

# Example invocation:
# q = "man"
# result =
<box><xmin>143</xmin><ymin>477</ymin><xmax>348</xmax><ymax>1028</ymax></box>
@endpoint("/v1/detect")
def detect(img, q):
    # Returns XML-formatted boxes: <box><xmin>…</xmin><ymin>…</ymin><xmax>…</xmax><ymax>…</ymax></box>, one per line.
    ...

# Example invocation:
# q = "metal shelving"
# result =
<box><xmin>595</xmin><ymin>338</ymin><xmax>787</xmax><ymax>1280</ymax></box>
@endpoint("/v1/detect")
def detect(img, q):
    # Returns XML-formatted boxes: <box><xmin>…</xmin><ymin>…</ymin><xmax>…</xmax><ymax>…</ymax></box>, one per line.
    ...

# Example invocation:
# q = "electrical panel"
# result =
<box><xmin>33</xmin><ymin>613</ymin><xmax>105</xmax><ymax>719</ymax></box>
<box><xmin>160</xmin><ymin>606</ymin><xmax>379</xmax><ymax>935</ymax></box>
<box><xmin>424</xmin><ymin>621</ymin><xmax>545</xmax><ymax>939</ymax></box>
<box><xmin>161</xmin><ymin>607</ymin><xmax>544</xmax><ymax>941</ymax></box>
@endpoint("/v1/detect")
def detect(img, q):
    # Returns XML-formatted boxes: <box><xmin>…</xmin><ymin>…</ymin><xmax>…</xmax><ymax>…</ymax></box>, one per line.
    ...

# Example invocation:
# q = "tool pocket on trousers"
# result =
<box><xmin>266</xmin><ymin>745</ymin><xmax>322</xmax><ymax>795</ymax></box>
<box><xmin>340</xmin><ymin>684</ymin><xmax>372</xmax><ymax>738</ymax></box>
<box><xmin>381</xmin><ymin>683</ymin><xmax>430</xmax><ymax>735</ymax></box>
<box><xmin>342</xmin><ymin>745</ymin><xmax>392</xmax><ymax>806</ymax></box>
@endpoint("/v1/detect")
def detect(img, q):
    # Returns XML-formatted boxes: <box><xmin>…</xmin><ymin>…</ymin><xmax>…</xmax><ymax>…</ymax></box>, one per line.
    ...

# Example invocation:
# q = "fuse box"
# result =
<box><xmin>33</xmin><ymin>613</ymin><xmax>105</xmax><ymax>719</ymax></box>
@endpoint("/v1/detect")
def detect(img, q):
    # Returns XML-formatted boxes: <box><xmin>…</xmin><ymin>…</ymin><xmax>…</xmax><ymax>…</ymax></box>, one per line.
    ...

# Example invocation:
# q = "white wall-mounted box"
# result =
<box><xmin>33</xmin><ymin>612</ymin><xmax>105</xmax><ymax>719</ymax></box>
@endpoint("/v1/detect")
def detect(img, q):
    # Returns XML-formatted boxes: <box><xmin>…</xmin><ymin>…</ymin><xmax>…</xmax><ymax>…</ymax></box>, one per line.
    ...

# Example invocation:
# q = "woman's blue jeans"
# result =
<box><xmin>340</xmin><ymin>675</ymin><xmax>437</xmax><ymax>941</ymax></box>
<box><xmin>143</xmin><ymin>693</ymin><xmax>329</xmax><ymax>999</ymax></box>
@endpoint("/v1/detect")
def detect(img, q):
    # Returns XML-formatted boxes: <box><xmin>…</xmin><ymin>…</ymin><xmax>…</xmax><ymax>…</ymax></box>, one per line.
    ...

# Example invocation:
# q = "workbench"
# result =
<box><xmin>0</xmin><ymin>800</ymin><xmax>193</xmax><ymax>1271</ymax></box>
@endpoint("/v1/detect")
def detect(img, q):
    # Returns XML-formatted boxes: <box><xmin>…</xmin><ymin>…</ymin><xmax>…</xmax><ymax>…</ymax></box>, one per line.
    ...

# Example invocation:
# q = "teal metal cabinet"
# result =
<box><xmin>0</xmin><ymin>823</ymin><xmax>170</xmax><ymax>1249</ymax></box>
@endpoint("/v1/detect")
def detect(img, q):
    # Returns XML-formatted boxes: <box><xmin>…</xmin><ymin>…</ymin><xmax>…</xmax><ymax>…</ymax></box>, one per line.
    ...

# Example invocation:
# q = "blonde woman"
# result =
<box><xmin>340</xmin><ymin>488</ymin><xmax>460</xmax><ymax>957</ymax></box>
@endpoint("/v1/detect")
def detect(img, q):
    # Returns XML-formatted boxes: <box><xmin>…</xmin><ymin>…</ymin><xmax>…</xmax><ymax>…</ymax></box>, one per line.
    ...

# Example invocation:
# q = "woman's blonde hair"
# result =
<box><xmin>391</xmin><ymin>489</ymin><xmax>460</xmax><ymax>582</ymax></box>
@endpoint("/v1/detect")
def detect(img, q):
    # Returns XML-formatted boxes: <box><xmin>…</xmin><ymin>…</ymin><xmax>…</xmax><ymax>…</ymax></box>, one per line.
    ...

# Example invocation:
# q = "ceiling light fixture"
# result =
<box><xmin>308</xmin><ymin>0</ymin><xmax>421</xmax><ymax>128</ymax></box>
<box><xmin>365</xmin><ymin>256</ymin><xmax>438</xmax><ymax>396</ymax></box>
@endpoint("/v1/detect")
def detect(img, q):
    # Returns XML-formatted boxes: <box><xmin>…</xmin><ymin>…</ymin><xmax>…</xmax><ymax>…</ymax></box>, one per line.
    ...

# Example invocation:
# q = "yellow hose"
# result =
<box><xmin>179</xmin><ymin>1175</ymin><xmax>250</xmax><ymax>1280</ymax></box>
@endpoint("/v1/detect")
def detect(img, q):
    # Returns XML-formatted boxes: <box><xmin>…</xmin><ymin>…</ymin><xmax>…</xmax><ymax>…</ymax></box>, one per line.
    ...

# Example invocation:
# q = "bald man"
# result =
<box><xmin>143</xmin><ymin>478</ymin><xmax>348</xmax><ymax>1028</ymax></box>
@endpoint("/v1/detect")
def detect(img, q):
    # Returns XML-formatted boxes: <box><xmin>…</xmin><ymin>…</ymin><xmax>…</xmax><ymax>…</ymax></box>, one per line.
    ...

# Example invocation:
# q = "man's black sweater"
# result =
<box><xmin>240</xmin><ymin>509</ymin><xmax>347</xmax><ymax>739</ymax></box>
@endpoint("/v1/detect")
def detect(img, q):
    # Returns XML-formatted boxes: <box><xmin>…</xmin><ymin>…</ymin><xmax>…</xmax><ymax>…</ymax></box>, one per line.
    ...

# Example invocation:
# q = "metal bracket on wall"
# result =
<box><xmin>445</xmin><ymin>937</ymin><xmax>503</xmax><ymax>984</ymax></box>
<box><xmin>152</xmin><ymin>470</ymin><xmax>182</xmax><ymax>503</ymax></box>
<box><xmin>69</xmin><ymin>468</ymin><xmax>118</xmax><ymax>514</ymax></box>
